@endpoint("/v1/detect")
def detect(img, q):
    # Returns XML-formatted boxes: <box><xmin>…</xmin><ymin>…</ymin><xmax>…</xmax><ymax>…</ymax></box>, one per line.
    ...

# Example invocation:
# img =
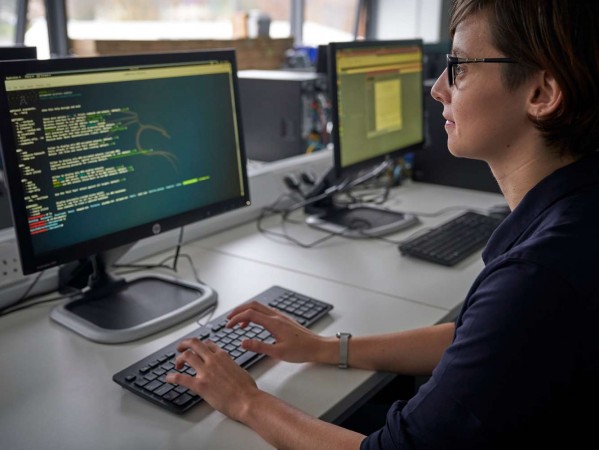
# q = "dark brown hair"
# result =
<box><xmin>449</xmin><ymin>0</ymin><xmax>599</xmax><ymax>157</ymax></box>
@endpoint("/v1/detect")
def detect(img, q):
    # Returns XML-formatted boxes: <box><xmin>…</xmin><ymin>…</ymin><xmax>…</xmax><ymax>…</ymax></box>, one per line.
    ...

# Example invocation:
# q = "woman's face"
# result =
<box><xmin>431</xmin><ymin>11</ymin><xmax>533</xmax><ymax>163</ymax></box>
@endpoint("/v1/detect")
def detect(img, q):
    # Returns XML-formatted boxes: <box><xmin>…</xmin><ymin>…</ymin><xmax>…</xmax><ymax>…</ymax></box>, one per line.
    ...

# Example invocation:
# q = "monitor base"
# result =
<box><xmin>50</xmin><ymin>272</ymin><xmax>217</xmax><ymax>344</ymax></box>
<box><xmin>305</xmin><ymin>204</ymin><xmax>419</xmax><ymax>238</ymax></box>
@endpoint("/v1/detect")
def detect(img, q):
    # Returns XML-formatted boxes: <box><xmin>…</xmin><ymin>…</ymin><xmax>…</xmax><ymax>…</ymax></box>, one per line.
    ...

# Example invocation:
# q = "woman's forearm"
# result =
<box><xmin>313</xmin><ymin>323</ymin><xmax>455</xmax><ymax>375</ymax></box>
<box><xmin>240</xmin><ymin>390</ymin><xmax>365</xmax><ymax>450</ymax></box>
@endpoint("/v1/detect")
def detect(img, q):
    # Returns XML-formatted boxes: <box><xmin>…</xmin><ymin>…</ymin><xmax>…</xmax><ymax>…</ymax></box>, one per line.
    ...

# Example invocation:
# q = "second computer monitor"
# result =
<box><xmin>330</xmin><ymin>39</ymin><xmax>424</xmax><ymax>179</ymax></box>
<box><xmin>304</xmin><ymin>39</ymin><xmax>424</xmax><ymax>238</ymax></box>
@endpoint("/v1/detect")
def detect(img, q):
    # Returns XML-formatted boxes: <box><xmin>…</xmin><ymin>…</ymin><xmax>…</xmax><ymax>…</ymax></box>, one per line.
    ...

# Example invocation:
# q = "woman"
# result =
<box><xmin>166</xmin><ymin>1</ymin><xmax>599</xmax><ymax>448</ymax></box>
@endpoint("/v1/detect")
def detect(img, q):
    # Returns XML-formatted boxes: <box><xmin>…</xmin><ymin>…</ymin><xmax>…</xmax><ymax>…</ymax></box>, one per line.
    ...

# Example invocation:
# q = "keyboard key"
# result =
<box><xmin>144</xmin><ymin>380</ymin><xmax>163</xmax><ymax>392</ymax></box>
<box><xmin>155</xmin><ymin>383</ymin><xmax>175</xmax><ymax>397</ymax></box>
<box><xmin>172</xmin><ymin>393</ymin><xmax>193</xmax><ymax>407</ymax></box>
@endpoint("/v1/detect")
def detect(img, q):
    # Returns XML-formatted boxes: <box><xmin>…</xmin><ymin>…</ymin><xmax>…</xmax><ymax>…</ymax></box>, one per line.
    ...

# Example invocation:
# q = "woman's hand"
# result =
<box><xmin>226</xmin><ymin>300</ymin><xmax>330</xmax><ymax>364</ymax></box>
<box><xmin>165</xmin><ymin>336</ymin><xmax>366</xmax><ymax>450</ymax></box>
<box><xmin>165</xmin><ymin>300</ymin><xmax>335</xmax><ymax>420</ymax></box>
<box><xmin>165</xmin><ymin>338</ymin><xmax>260</xmax><ymax>422</ymax></box>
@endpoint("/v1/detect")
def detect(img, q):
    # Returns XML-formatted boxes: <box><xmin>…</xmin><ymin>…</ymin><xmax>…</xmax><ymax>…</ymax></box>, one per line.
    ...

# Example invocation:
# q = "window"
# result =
<box><xmin>18</xmin><ymin>1</ymin><xmax>374</xmax><ymax>60</ymax></box>
<box><xmin>303</xmin><ymin>0</ymin><xmax>359</xmax><ymax>46</ymax></box>
<box><xmin>65</xmin><ymin>0</ymin><xmax>291</xmax><ymax>42</ymax></box>
<box><xmin>0</xmin><ymin>0</ymin><xmax>18</xmax><ymax>45</ymax></box>
<box><xmin>22</xmin><ymin>0</ymin><xmax>49</xmax><ymax>59</ymax></box>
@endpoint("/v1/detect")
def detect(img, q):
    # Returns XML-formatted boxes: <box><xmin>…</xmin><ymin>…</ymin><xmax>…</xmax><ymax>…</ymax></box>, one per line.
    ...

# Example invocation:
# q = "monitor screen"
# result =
<box><xmin>304</xmin><ymin>39</ymin><xmax>423</xmax><ymax>237</ymax></box>
<box><xmin>0</xmin><ymin>50</ymin><xmax>250</xmax><ymax>342</ymax></box>
<box><xmin>330</xmin><ymin>39</ymin><xmax>424</xmax><ymax>179</ymax></box>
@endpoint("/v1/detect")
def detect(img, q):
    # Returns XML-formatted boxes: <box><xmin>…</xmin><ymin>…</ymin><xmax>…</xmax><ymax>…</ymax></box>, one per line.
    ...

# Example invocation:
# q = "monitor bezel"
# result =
<box><xmin>327</xmin><ymin>38</ymin><xmax>425</xmax><ymax>180</ymax></box>
<box><xmin>0</xmin><ymin>49</ymin><xmax>250</xmax><ymax>275</ymax></box>
<box><xmin>0</xmin><ymin>45</ymin><xmax>37</xmax><ymax>62</ymax></box>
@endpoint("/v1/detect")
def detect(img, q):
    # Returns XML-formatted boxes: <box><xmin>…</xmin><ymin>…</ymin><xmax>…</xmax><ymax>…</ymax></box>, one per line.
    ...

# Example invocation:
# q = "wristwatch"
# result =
<box><xmin>336</xmin><ymin>332</ymin><xmax>352</xmax><ymax>369</ymax></box>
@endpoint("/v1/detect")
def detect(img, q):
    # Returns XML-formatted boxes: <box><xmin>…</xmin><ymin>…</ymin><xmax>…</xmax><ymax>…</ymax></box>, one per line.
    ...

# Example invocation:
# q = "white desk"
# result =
<box><xmin>195</xmin><ymin>181</ymin><xmax>504</xmax><ymax>312</ymax></box>
<box><xmin>0</xmin><ymin>182</ymin><xmax>504</xmax><ymax>450</ymax></box>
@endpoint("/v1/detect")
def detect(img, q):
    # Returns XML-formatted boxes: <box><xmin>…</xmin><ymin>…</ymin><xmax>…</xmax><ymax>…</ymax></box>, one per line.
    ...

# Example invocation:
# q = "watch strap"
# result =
<box><xmin>336</xmin><ymin>332</ymin><xmax>352</xmax><ymax>369</ymax></box>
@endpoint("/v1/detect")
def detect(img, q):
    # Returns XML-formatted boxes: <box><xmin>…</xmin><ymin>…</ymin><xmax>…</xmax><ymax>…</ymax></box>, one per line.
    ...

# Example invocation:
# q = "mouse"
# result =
<box><xmin>488</xmin><ymin>204</ymin><xmax>511</xmax><ymax>218</ymax></box>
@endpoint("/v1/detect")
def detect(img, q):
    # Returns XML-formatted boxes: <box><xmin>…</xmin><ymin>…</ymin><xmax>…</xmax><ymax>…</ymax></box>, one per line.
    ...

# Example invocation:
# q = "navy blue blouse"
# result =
<box><xmin>362</xmin><ymin>152</ymin><xmax>599</xmax><ymax>449</ymax></box>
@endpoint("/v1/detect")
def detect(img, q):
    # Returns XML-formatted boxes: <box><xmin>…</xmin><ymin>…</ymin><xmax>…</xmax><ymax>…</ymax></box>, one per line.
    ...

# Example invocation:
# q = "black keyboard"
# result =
<box><xmin>398</xmin><ymin>211</ymin><xmax>503</xmax><ymax>266</ymax></box>
<box><xmin>113</xmin><ymin>285</ymin><xmax>333</xmax><ymax>414</ymax></box>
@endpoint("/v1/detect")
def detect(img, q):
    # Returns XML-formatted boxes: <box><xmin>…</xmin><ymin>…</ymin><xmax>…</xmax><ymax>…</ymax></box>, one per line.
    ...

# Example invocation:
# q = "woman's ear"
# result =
<box><xmin>528</xmin><ymin>70</ymin><xmax>563</xmax><ymax>119</ymax></box>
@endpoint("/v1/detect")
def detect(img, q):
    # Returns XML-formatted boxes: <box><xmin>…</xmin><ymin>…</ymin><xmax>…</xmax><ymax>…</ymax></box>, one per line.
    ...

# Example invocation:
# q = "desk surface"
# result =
<box><xmin>196</xmin><ymin>181</ymin><xmax>505</xmax><ymax>311</ymax></box>
<box><xmin>0</xmin><ymin>181</ymin><xmax>504</xmax><ymax>450</ymax></box>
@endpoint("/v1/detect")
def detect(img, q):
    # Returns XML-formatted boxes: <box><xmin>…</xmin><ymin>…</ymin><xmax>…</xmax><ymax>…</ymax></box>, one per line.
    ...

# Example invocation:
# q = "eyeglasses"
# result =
<box><xmin>446</xmin><ymin>54</ymin><xmax>518</xmax><ymax>87</ymax></box>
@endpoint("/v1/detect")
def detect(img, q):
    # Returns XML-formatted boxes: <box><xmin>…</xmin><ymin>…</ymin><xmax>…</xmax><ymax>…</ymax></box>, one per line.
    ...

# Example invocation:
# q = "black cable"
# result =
<box><xmin>0</xmin><ymin>293</ymin><xmax>64</xmax><ymax>317</ymax></box>
<box><xmin>113</xmin><ymin>252</ymin><xmax>203</xmax><ymax>283</ymax></box>
<box><xmin>17</xmin><ymin>270</ymin><xmax>44</xmax><ymax>302</ymax></box>
<box><xmin>0</xmin><ymin>270</ymin><xmax>52</xmax><ymax>316</ymax></box>
<box><xmin>113</xmin><ymin>226</ymin><xmax>187</xmax><ymax>273</ymax></box>
<box><xmin>196</xmin><ymin>302</ymin><xmax>217</xmax><ymax>327</ymax></box>
<box><xmin>339</xmin><ymin>179</ymin><xmax>392</xmax><ymax>206</ymax></box>
<box><xmin>266</xmin><ymin>161</ymin><xmax>390</xmax><ymax>218</ymax></box>
<box><xmin>0</xmin><ymin>271</ymin><xmax>78</xmax><ymax>317</ymax></box>
<box><xmin>117</xmin><ymin>250</ymin><xmax>215</xmax><ymax>327</ymax></box>
<box><xmin>0</xmin><ymin>229</ymin><xmax>197</xmax><ymax>315</ymax></box>
<box><xmin>254</xmin><ymin>169</ymin><xmax>390</xmax><ymax>248</ymax></box>
<box><xmin>257</xmin><ymin>174</ymin><xmax>497</xmax><ymax>249</ymax></box>
<box><xmin>173</xmin><ymin>226</ymin><xmax>185</xmax><ymax>272</ymax></box>
<box><xmin>257</xmin><ymin>199</ymin><xmax>366</xmax><ymax>248</ymax></box>
<box><xmin>0</xmin><ymin>252</ymin><xmax>206</xmax><ymax>318</ymax></box>
<box><xmin>174</xmin><ymin>253</ymin><xmax>204</xmax><ymax>284</ymax></box>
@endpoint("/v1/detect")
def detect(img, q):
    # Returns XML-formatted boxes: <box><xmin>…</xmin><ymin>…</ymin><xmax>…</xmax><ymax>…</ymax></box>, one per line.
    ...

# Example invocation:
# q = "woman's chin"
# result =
<box><xmin>446</xmin><ymin>144</ymin><xmax>482</xmax><ymax>160</ymax></box>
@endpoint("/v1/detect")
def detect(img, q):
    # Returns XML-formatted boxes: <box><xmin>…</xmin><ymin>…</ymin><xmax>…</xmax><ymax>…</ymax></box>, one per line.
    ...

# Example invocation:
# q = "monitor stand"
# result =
<box><xmin>50</xmin><ymin>245</ymin><xmax>217</xmax><ymax>344</ymax></box>
<box><xmin>305</xmin><ymin>203</ymin><xmax>419</xmax><ymax>237</ymax></box>
<box><xmin>303</xmin><ymin>168</ymin><xmax>420</xmax><ymax>238</ymax></box>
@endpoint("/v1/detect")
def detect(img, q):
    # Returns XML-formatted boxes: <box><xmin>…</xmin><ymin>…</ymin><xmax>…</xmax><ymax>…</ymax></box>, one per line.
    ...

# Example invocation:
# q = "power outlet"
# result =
<box><xmin>0</xmin><ymin>230</ymin><xmax>54</xmax><ymax>310</ymax></box>
<box><xmin>0</xmin><ymin>236</ymin><xmax>24</xmax><ymax>287</ymax></box>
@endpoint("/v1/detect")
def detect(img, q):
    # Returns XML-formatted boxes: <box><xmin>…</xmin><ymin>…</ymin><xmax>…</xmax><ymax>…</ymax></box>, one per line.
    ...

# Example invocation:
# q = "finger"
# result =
<box><xmin>242</xmin><ymin>338</ymin><xmax>277</xmax><ymax>357</ymax></box>
<box><xmin>175</xmin><ymin>337</ymin><xmax>196</xmax><ymax>353</ymax></box>
<box><xmin>176</xmin><ymin>337</ymin><xmax>213</xmax><ymax>359</ymax></box>
<box><xmin>165</xmin><ymin>370</ymin><xmax>192</xmax><ymax>387</ymax></box>
<box><xmin>203</xmin><ymin>339</ymin><xmax>221</xmax><ymax>353</ymax></box>
<box><xmin>226</xmin><ymin>308</ymin><xmax>278</xmax><ymax>330</ymax></box>
<box><xmin>227</xmin><ymin>300</ymin><xmax>277</xmax><ymax>320</ymax></box>
<box><xmin>174</xmin><ymin>347</ymin><xmax>203</xmax><ymax>370</ymax></box>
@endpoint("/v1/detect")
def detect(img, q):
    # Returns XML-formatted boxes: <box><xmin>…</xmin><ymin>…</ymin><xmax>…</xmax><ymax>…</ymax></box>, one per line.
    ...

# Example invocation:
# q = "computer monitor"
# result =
<box><xmin>0</xmin><ymin>50</ymin><xmax>250</xmax><ymax>343</ymax></box>
<box><xmin>0</xmin><ymin>46</ymin><xmax>38</xmax><ymax>231</ymax></box>
<box><xmin>305</xmin><ymin>39</ymin><xmax>424</xmax><ymax>237</ymax></box>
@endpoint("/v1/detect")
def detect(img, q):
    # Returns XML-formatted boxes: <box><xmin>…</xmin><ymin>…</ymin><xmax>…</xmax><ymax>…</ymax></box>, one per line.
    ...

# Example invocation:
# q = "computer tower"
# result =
<box><xmin>238</xmin><ymin>70</ymin><xmax>328</xmax><ymax>162</ymax></box>
<box><xmin>413</xmin><ymin>79</ymin><xmax>500</xmax><ymax>193</ymax></box>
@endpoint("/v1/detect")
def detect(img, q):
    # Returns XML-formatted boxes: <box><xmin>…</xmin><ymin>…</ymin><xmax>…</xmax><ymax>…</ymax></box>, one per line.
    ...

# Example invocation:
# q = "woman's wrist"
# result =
<box><xmin>313</xmin><ymin>336</ymin><xmax>340</xmax><ymax>365</ymax></box>
<box><xmin>235</xmin><ymin>387</ymin><xmax>269</xmax><ymax>425</ymax></box>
